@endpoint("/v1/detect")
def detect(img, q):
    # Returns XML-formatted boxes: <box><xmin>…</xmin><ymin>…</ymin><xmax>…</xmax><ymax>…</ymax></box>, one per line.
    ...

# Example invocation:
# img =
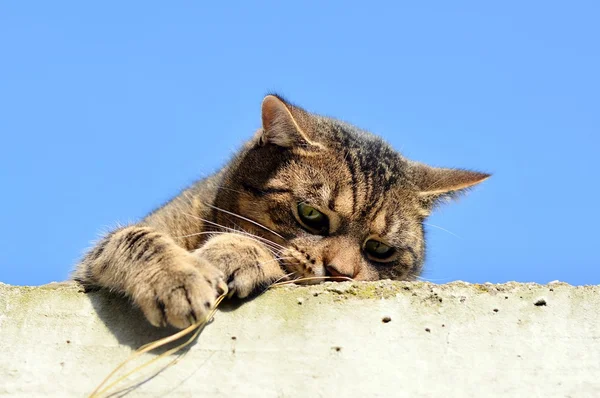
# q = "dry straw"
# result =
<box><xmin>88</xmin><ymin>276</ymin><xmax>351</xmax><ymax>397</ymax></box>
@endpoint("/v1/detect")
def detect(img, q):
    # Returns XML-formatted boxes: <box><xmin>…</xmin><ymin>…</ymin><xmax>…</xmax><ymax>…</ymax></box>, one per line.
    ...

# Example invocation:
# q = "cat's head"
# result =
<box><xmin>214</xmin><ymin>95</ymin><xmax>489</xmax><ymax>282</ymax></box>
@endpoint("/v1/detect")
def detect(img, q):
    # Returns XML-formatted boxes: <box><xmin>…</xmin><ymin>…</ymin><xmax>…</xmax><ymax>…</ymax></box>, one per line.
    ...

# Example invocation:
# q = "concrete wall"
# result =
<box><xmin>1</xmin><ymin>280</ymin><xmax>599</xmax><ymax>397</ymax></box>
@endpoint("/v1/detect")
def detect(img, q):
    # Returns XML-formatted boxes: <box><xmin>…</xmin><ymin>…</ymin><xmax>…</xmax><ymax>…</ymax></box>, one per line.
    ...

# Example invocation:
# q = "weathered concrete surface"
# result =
<box><xmin>0</xmin><ymin>281</ymin><xmax>599</xmax><ymax>398</ymax></box>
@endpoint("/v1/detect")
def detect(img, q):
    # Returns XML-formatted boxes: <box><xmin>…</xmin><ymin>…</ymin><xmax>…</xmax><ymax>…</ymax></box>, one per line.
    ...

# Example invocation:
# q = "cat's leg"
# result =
<box><xmin>194</xmin><ymin>233</ymin><xmax>287</xmax><ymax>299</ymax></box>
<box><xmin>73</xmin><ymin>226</ymin><xmax>228</xmax><ymax>329</ymax></box>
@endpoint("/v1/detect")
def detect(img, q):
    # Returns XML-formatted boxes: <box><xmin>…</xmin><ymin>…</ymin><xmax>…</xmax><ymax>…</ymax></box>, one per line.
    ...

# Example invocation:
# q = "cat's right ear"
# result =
<box><xmin>257</xmin><ymin>95</ymin><xmax>320</xmax><ymax>149</ymax></box>
<box><xmin>410</xmin><ymin>161</ymin><xmax>490</xmax><ymax>214</ymax></box>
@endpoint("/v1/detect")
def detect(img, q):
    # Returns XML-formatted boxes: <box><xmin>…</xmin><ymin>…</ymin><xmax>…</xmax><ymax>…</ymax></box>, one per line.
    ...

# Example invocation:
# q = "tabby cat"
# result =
<box><xmin>74</xmin><ymin>95</ymin><xmax>489</xmax><ymax>329</ymax></box>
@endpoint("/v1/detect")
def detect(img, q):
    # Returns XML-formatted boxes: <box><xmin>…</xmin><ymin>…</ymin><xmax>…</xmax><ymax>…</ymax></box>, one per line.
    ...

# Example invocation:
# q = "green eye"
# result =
<box><xmin>364</xmin><ymin>240</ymin><xmax>395</xmax><ymax>260</ymax></box>
<box><xmin>297</xmin><ymin>203</ymin><xmax>329</xmax><ymax>233</ymax></box>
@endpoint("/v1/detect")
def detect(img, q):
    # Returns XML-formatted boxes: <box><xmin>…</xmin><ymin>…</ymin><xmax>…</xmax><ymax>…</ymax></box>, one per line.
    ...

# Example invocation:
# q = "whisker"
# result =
<box><xmin>176</xmin><ymin>228</ymin><xmax>281</xmax><ymax>251</ymax></box>
<box><xmin>423</xmin><ymin>222</ymin><xmax>462</xmax><ymax>239</ymax></box>
<box><xmin>204</xmin><ymin>203</ymin><xmax>286</xmax><ymax>241</ymax></box>
<box><xmin>208</xmin><ymin>226</ymin><xmax>285</xmax><ymax>253</ymax></box>
<box><xmin>415</xmin><ymin>275</ymin><xmax>452</xmax><ymax>283</ymax></box>
<box><xmin>273</xmin><ymin>272</ymin><xmax>297</xmax><ymax>285</ymax></box>
<box><xmin>270</xmin><ymin>275</ymin><xmax>353</xmax><ymax>287</ymax></box>
<box><xmin>200</xmin><ymin>214</ymin><xmax>284</xmax><ymax>250</ymax></box>
<box><xmin>180</xmin><ymin>231</ymin><xmax>285</xmax><ymax>257</ymax></box>
<box><xmin>256</xmin><ymin>272</ymin><xmax>298</xmax><ymax>296</ymax></box>
<box><xmin>255</xmin><ymin>257</ymin><xmax>294</xmax><ymax>268</ymax></box>
<box><xmin>181</xmin><ymin>213</ymin><xmax>287</xmax><ymax>252</ymax></box>
<box><xmin>178</xmin><ymin>195</ymin><xmax>288</xmax><ymax>249</ymax></box>
<box><xmin>225</xmin><ymin>221</ymin><xmax>288</xmax><ymax>252</ymax></box>
<box><xmin>175</xmin><ymin>231</ymin><xmax>219</xmax><ymax>239</ymax></box>
<box><xmin>176</xmin><ymin>228</ymin><xmax>284</xmax><ymax>260</ymax></box>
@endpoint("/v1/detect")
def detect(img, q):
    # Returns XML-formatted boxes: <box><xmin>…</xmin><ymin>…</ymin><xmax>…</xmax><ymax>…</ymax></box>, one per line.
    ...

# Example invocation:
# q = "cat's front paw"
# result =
<box><xmin>226</xmin><ymin>257</ymin><xmax>287</xmax><ymax>299</ymax></box>
<box><xmin>134</xmin><ymin>255</ymin><xmax>227</xmax><ymax>329</ymax></box>
<box><xmin>194</xmin><ymin>233</ymin><xmax>287</xmax><ymax>299</ymax></box>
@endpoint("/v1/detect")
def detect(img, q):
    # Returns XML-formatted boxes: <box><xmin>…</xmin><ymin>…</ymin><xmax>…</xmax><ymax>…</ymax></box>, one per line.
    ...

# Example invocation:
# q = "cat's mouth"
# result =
<box><xmin>279</xmin><ymin>245</ymin><xmax>357</xmax><ymax>284</ymax></box>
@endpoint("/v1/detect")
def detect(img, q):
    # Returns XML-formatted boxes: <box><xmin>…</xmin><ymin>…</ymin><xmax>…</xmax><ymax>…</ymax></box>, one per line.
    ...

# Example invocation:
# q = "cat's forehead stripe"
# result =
<box><xmin>385</xmin><ymin>213</ymin><xmax>401</xmax><ymax>237</ymax></box>
<box><xmin>335</xmin><ymin>129</ymin><xmax>360</xmax><ymax>215</ymax></box>
<box><xmin>371</xmin><ymin>208</ymin><xmax>388</xmax><ymax>235</ymax></box>
<box><xmin>331</xmin><ymin>186</ymin><xmax>354</xmax><ymax>217</ymax></box>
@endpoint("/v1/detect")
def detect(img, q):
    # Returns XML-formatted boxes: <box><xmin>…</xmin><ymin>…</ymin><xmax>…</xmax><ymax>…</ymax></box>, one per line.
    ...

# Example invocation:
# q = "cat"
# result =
<box><xmin>74</xmin><ymin>94</ymin><xmax>489</xmax><ymax>329</ymax></box>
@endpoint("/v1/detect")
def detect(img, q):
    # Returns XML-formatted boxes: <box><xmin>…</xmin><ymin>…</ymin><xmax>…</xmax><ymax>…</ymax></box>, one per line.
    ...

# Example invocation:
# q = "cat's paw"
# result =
<box><xmin>226</xmin><ymin>257</ymin><xmax>288</xmax><ymax>299</ymax></box>
<box><xmin>134</xmin><ymin>255</ymin><xmax>228</xmax><ymax>329</ymax></box>
<box><xmin>194</xmin><ymin>233</ymin><xmax>288</xmax><ymax>299</ymax></box>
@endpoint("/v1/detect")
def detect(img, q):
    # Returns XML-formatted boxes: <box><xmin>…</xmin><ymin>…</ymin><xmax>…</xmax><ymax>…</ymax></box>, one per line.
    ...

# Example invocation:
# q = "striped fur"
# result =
<box><xmin>74</xmin><ymin>95</ymin><xmax>489</xmax><ymax>328</ymax></box>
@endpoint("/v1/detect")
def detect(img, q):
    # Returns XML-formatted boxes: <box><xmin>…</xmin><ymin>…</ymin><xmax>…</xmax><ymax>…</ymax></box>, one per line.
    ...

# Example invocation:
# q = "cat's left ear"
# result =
<box><xmin>410</xmin><ymin>161</ymin><xmax>490</xmax><ymax>213</ymax></box>
<box><xmin>257</xmin><ymin>95</ymin><xmax>321</xmax><ymax>149</ymax></box>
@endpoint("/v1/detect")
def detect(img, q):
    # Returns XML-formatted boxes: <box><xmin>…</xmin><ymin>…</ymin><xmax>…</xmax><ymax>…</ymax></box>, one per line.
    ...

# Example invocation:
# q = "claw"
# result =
<box><xmin>217</xmin><ymin>280</ymin><xmax>229</xmax><ymax>297</ymax></box>
<box><xmin>227</xmin><ymin>282</ymin><xmax>236</xmax><ymax>299</ymax></box>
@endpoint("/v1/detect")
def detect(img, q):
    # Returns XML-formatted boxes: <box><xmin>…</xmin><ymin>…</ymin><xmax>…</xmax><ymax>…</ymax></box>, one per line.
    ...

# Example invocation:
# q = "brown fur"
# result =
<box><xmin>74</xmin><ymin>94</ymin><xmax>489</xmax><ymax>328</ymax></box>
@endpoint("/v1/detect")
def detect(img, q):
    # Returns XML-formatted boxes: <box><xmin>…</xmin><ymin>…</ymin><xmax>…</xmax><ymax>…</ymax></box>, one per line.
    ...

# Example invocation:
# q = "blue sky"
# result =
<box><xmin>1</xmin><ymin>2</ymin><xmax>598</xmax><ymax>286</ymax></box>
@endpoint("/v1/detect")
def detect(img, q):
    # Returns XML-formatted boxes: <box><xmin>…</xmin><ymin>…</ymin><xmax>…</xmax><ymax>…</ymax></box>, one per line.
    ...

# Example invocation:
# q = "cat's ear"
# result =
<box><xmin>257</xmin><ymin>95</ymin><xmax>319</xmax><ymax>148</ymax></box>
<box><xmin>410</xmin><ymin>161</ymin><xmax>490</xmax><ymax>213</ymax></box>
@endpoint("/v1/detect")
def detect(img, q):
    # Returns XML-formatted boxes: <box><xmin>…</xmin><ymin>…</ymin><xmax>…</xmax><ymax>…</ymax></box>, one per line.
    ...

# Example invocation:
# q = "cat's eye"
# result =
<box><xmin>297</xmin><ymin>203</ymin><xmax>329</xmax><ymax>234</ymax></box>
<box><xmin>364</xmin><ymin>239</ymin><xmax>396</xmax><ymax>261</ymax></box>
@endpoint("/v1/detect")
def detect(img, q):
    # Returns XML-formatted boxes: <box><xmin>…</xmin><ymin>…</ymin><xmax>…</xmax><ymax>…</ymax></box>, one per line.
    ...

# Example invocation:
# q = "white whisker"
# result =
<box><xmin>423</xmin><ymin>222</ymin><xmax>462</xmax><ymax>239</ymax></box>
<box><xmin>204</xmin><ymin>203</ymin><xmax>286</xmax><ymax>240</ymax></box>
<box><xmin>415</xmin><ymin>275</ymin><xmax>449</xmax><ymax>282</ymax></box>
<box><xmin>256</xmin><ymin>257</ymin><xmax>293</xmax><ymax>267</ymax></box>
<box><xmin>179</xmin><ymin>214</ymin><xmax>287</xmax><ymax>255</ymax></box>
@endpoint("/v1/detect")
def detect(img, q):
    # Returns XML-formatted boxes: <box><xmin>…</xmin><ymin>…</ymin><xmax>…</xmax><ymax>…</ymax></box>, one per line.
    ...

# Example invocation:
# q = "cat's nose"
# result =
<box><xmin>325</xmin><ymin>264</ymin><xmax>354</xmax><ymax>281</ymax></box>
